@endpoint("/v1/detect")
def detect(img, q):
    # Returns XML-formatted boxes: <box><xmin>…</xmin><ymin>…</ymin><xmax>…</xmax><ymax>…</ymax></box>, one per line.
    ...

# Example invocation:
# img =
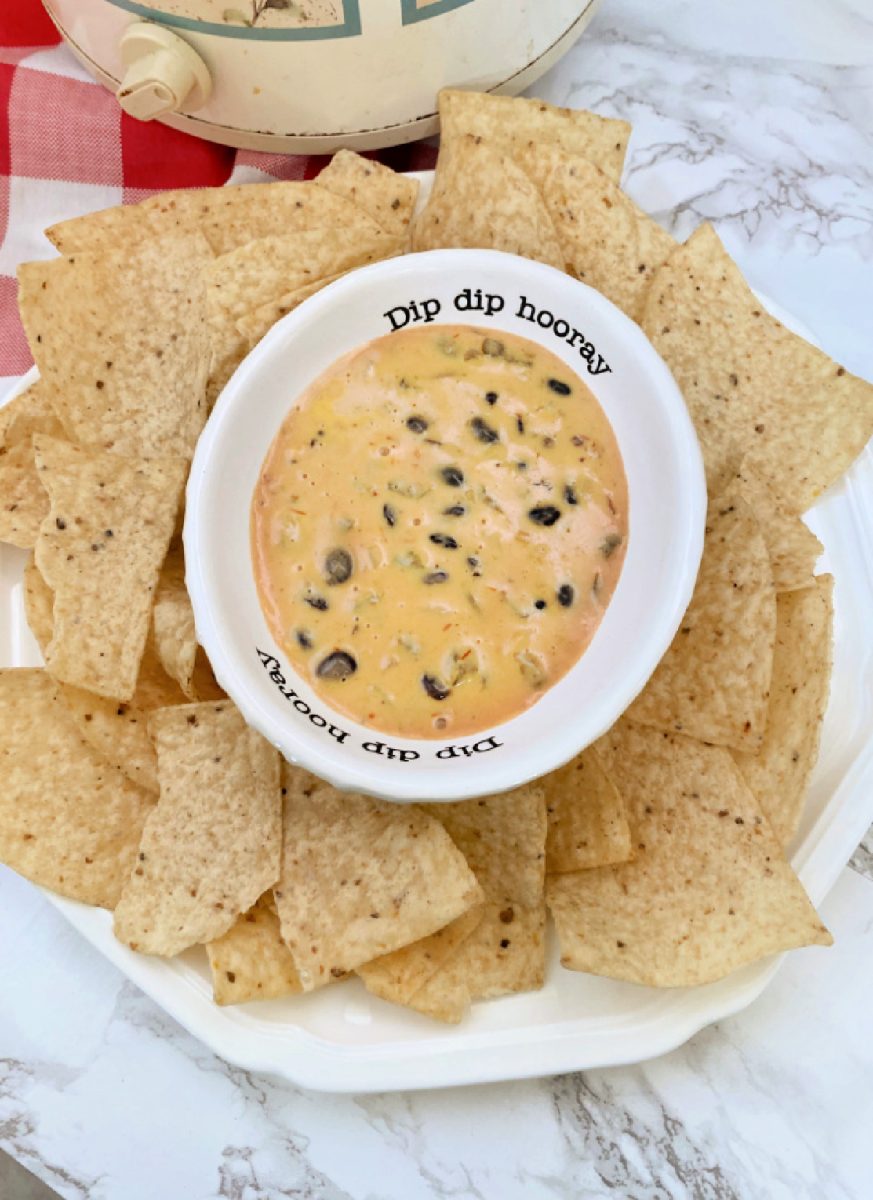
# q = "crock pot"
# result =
<box><xmin>42</xmin><ymin>0</ymin><xmax>602</xmax><ymax>152</ymax></box>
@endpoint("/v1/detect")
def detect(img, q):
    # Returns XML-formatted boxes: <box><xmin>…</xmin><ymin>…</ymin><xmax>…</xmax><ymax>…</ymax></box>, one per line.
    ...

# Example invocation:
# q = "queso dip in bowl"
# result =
<box><xmin>185</xmin><ymin>249</ymin><xmax>705</xmax><ymax>802</ymax></box>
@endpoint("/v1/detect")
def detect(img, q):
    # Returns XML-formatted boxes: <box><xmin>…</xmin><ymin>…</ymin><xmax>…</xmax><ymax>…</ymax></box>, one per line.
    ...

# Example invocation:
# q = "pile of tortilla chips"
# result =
<box><xmin>2</xmin><ymin>89</ymin><xmax>871</xmax><ymax>1024</ymax></box>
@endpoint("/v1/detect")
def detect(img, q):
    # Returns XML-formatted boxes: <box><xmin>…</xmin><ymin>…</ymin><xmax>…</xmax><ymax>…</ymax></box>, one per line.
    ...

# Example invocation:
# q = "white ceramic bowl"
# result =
<box><xmin>185</xmin><ymin>249</ymin><xmax>706</xmax><ymax>802</ymax></box>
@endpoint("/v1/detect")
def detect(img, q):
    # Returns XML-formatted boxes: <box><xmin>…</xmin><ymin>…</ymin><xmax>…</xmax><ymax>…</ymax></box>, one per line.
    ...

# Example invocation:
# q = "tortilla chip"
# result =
<box><xmin>357</xmin><ymin>904</ymin><xmax>483</xmax><ymax>1007</ymax></box>
<box><xmin>113</xmin><ymin>701</ymin><xmax>282</xmax><ymax>956</ymax></box>
<box><xmin>401</xmin><ymin>902</ymin><xmax>546</xmax><ymax>1024</ymax></box>
<box><xmin>206</xmin><ymin>227</ymin><xmax>402</xmax><ymax>385</ymax></box>
<box><xmin>58</xmin><ymin>634</ymin><xmax>190</xmax><ymax>794</ymax></box>
<box><xmin>3</xmin><ymin>433</ymin><xmax>46</xmax><ymax>552</ymax></box>
<box><xmin>152</xmin><ymin>182</ymin><xmax>388</xmax><ymax>257</ymax></box>
<box><xmin>24</xmin><ymin>556</ymin><xmax>189</xmax><ymax>792</ymax></box>
<box><xmin>627</xmin><ymin>483</ymin><xmax>776</xmax><ymax>751</ymax></box>
<box><xmin>45</xmin><ymin>202</ymin><xmax>152</xmax><ymax>255</ymax></box>
<box><xmin>0</xmin><ymin>383</ymin><xmax>64</xmax><ymax>548</ymax></box>
<box><xmin>516</xmin><ymin>144</ymin><xmax>675</xmax><ymax>321</ymax></box>
<box><xmin>274</xmin><ymin>767</ymin><xmax>482</xmax><ymax>991</ymax></box>
<box><xmin>409</xmin><ymin>787</ymin><xmax>548</xmax><ymax>1019</ymax></box>
<box><xmin>206</xmin><ymin>893</ymin><xmax>303</xmax><ymax>1005</ymax></box>
<box><xmin>0</xmin><ymin>669</ymin><xmax>154</xmax><ymax>908</ymax></box>
<box><xmin>234</xmin><ymin>272</ymin><xmax>346</xmax><ymax>349</ymax></box>
<box><xmin>422</xmin><ymin>785</ymin><xmax>547</xmax><ymax>908</ymax></box>
<box><xmin>0</xmin><ymin>382</ymin><xmax>63</xmax><ymax>452</ymax></box>
<box><xmin>641</xmin><ymin>224</ymin><xmax>873</xmax><ymax>512</ymax></box>
<box><xmin>731</xmin><ymin>576</ymin><xmax>834</xmax><ymax>845</ymax></box>
<box><xmin>208</xmin><ymin>227</ymin><xmax>397</xmax><ymax>326</ymax></box>
<box><xmin>152</xmin><ymin>552</ymin><xmax>224</xmax><ymax>701</ymax></box>
<box><xmin>153</xmin><ymin>546</ymin><xmax>198</xmax><ymax>699</ymax></box>
<box><xmin>547</xmin><ymin>721</ymin><xmax>832</xmax><ymax>987</ymax></box>
<box><xmin>18</xmin><ymin>234</ymin><xmax>211</xmax><ymax>459</ymax></box>
<box><xmin>56</xmin><ymin>673</ymin><xmax>163</xmax><ymax>794</ymax></box>
<box><xmin>544</xmin><ymin>745</ymin><xmax>633</xmax><ymax>873</ymax></box>
<box><xmin>189</xmin><ymin>649</ymin><xmax>226</xmax><ymax>703</ymax></box>
<box><xmin>22</xmin><ymin>554</ymin><xmax>53</xmax><ymax>650</ymax></box>
<box><xmin>438</xmin><ymin>89</ymin><xmax>630</xmax><ymax>183</ymax></box>
<box><xmin>205</xmin><ymin>338</ymin><xmax>248</xmax><ymax>412</ymax></box>
<box><xmin>730</xmin><ymin>458</ymin><xmax>823</xmax><ymax>592</ymax></box>
<box><xmin>33</xmin><ymin>436</ymin><xmax>187</xmax><ymax>700</ymax></box>
<box><xmin>399</xmin><ymin>968</ymin><xmax>469</xmax><ymax>1024</ymax></box>
<box><xmin>315</xmin><ymin>151</ymin><xmax>419</xmax><ymax>238</ymax></box>
<box><xmin>455</xmin><ymin>901</ymin><xmax>546</xmax><ymax>1000</ymax></box>
<box><xmin>46</xmin><ymin>180</ymin><xmax>386</xmax><ymax>257</ymax></box>
<box><xmin>411</xmin><ymin>134</ymin><xmax>565</xmax><ymax>270</ymax></box>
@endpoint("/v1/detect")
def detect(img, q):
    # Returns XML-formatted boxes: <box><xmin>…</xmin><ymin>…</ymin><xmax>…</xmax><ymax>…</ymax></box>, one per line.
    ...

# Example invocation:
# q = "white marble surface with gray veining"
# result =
<box><xmin>2</xmin><ymin>0</ymin><xmax>873</xmax><ymax>1196</ymax></box>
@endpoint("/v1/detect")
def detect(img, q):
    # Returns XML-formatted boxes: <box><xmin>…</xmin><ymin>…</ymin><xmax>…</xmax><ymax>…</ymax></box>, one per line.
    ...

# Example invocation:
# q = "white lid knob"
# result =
<box><xmin>117</xmin><ymin>22</ymin><xmax>212</xmax><ymax>122</ymax></box>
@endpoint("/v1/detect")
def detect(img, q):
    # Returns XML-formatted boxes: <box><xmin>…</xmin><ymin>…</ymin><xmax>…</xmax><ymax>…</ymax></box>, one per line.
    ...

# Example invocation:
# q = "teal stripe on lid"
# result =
<box><xmin>106</xmin><ymin>0</ymin><xmax>362</xmax><ymax>40</ymax></box>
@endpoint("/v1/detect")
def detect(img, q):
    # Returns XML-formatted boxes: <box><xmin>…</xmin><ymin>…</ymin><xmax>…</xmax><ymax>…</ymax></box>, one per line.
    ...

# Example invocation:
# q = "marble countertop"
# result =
<box><xmin>2</xmin><ymin>0</ymin><xmax>872</xmax><ymax>1196</ymax></box>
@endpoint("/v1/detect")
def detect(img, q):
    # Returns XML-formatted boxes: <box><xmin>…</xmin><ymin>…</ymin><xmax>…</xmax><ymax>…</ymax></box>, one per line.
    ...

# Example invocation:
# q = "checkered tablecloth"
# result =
<box><xmin>0</xmin><ymin>1</ymin><xmax>436</xmax><ymax>383</ymax></box>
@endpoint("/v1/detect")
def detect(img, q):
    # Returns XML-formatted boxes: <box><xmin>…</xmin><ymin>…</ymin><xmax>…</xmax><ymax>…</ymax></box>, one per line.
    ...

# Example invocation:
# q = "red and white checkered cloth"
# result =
<box><xmin>0</xmin><ymin>1</ymin><xmax>437</xmax><ymax>384</ymax></box>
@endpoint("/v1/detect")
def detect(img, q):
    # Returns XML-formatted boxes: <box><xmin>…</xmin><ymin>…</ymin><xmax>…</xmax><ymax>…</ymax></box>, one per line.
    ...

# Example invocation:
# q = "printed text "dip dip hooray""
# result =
<box><xmin>384</xmin><ymin>289</ymin><xmax>613</xmax><ymax>377</ymax></box>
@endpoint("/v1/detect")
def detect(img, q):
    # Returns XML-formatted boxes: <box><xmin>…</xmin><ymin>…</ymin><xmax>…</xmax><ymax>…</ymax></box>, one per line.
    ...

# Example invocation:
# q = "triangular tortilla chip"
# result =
<box><xmin>640</xmin><ymin>223</ymin><xmax>873</xmax><ymax>511</ymax></box>
<box><xmin>407</xmin><ymin>901</ymin><xmax>546</xmax><ymax>1023</ymax></box>
<box><xmin>438</xmin><ymin>89</ymin><xmax>630</xmax><ymax>183</ymax></box>
<box><xmin>205</xmin><ymin>227</ymin><xmax>402</xmax><ymax>392</ymax></box>
<box><xmin>0</xmin><ymin>382</ymin><xmax>63</xmax><ymax>548</ymax></box>
<box><xmin>315</xmin><ymin>151</ymin><xmax>419</xmax><ymax>238</ymax></box>
<box><xmin>23</xmin><ymin>556</ymin><xmax>189</xmax><ymax>793</ymax></box>
<box><xmin>547</xmin><ymin>721</ymin><xmax>832</xmax><ymax>987</ymax></box>
<box><xmin>45</xmin><ymin>200</ymin><xmax>155</xmax><ymax>255</ymax></box>
<box><xmin>113</xmin><ymin>701</ymin><xmax>282</xmax><ymax>956</ymax></box>
<box><xmin>189</xmin><ymin>649</ymin><xmax>226</xmax><ymax>703</ymax></box>
<box><xmin>149</xmin><ymin>181</ymin><xmax>388</xmax><ymax>256</ymax></box>
<box><xmin>21</xmin><ymin>554</ymin><xmax>53</xmax><ymax>649</ymax></box>
<box><xmin>152</xmin><ymin>547</ymin><xmax>224</xmax><ymax>702</ymax></box>
<box><xmin>411</xmin><ymin>134</ymin><xmax>564</xmax><ymax>270</ymax></box>
<box><xmin>206</xmin><ymin>225</ymin><xmax>396</xmax><ymax>333</ymax></box>
<box><xmin>33</xmin><ymin>436</ymin><xmax>187</xmax><ymax>700</ymax></box>
<box><xmin>56</xmin><ymin>666</ymin><xmax>169</xmax><ymax>795</ymax></box>
<box><xmin>153</xmin><ymin>545</ymin><xmax>198</xmax><ymax>699</ymax></box>
<box><xmin>627</xmin><ymin>483</ymin><xmax>776</xmax><ymax>751</ymax></box>
<box><xmin>515</xmin><ymin>144</ymin><xmax>675</xmax><ymax>321</ymax></box>
<box><xmin>206</xmin><ymin>894</ymin><xmax>303</xmax><ymax>1006</ymax></box>
<box><xmin>234</xmin><ymin>272</ymin><xmax>346</xmax><ymax>348</ymax></box>
<box><xmin>18</xmin><ymin>234</ymin><xmax>211</xmax><ymax>459</ymax></box>
<box><xmin>730</xmin><ymin>457</ymin><xmax>823</xmax><ymax>592</ymax></box>
<box><xmin>408</xmin><ymin>786</ymin><xmax>547</xmax><ymax>1019</ymax></box>
<box><xmin>446</xmin><ymin>903</ymin><xmax>545</xmax><ymax>1001</ymax></box>
<box><xmin>46</xmin><ymin>180</ymin><xmax>388</xmax><ymax>256</ymax></box>
<box><xmin>274</xmin><ymin>767</ymin><xmax>482</xmax><ymax>991</ymax></box>
<box><xmin>422</xmin><ymin>785</ymin><xmax>547</xmax><ymax>908</ymax></box>
<box><xmin>357</xmin><ymin>904</ymin><xmax>483</xmax><ymax>1007</ymax></box>
<box><xmin>0</xmin><ymin>669</ymin><xmax>154</xmax><ymax>908</ymax></box>
<box><xmin>731</xmin><ymin>576</ymin><xmax>834</xmax><ymax>845</ymax></box>
<box><xmin>544</xmin><ymin>745</ymin><xmax>633</xmax><ymax>873</ymax></box>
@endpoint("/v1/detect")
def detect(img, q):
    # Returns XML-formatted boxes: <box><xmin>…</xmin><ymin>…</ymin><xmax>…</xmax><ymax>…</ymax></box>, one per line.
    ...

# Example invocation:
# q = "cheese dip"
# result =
<box><xmin>252</xmin><ymin>325</ymin><xmax>628</xmax><ymax>739</ymax></box>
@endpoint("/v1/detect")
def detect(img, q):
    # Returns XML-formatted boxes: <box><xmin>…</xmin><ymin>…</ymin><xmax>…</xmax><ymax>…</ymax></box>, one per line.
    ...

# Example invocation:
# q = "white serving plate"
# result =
<box><xmin>3</xmin><ymin>188</ymin><xmax>872</xmax><ymax>1091</ymax></box>
<box><xmin>4</xmin><ymin>345</ymin><xmax>872</xmax><ymax>1094</ymax></box>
